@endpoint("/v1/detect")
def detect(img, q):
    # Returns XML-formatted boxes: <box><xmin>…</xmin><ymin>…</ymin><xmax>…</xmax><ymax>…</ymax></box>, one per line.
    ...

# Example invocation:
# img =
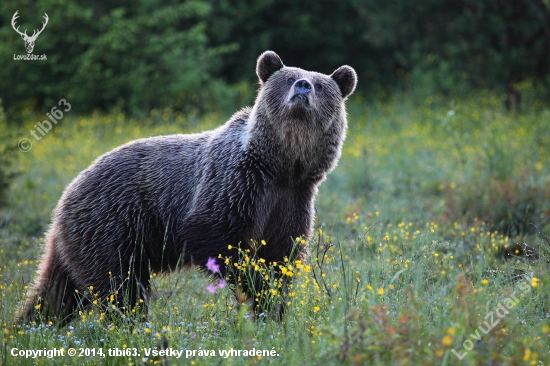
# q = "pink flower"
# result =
<box><xmin>206</xmin><ymin>279</ymin><xmax>225</xmax><ymax>294</ymax></box>
<box><xmin>206</xmin><ymin>284</ymin><xmax>217</xmax><ymax>294</ymax></box>
<box><xmin>205</xmin><ymin>257</ymin><xmax>220</xmax><ymax>274</ymax></box>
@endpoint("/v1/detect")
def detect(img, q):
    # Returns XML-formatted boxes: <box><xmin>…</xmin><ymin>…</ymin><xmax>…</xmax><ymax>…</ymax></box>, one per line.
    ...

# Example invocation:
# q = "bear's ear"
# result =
<box><xmin>331</xmin><ymin>66</ymin><xmax>357</xmax><ymax>99</ymax></box>
<box><xmin>256</xmin><ymin>51</ymin><xmax>285</xmax><ymax>84</ymax></box>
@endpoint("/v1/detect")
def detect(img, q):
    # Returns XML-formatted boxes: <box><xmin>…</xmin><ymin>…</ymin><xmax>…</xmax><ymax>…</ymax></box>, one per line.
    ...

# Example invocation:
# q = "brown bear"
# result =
<box><xmin>18</xmin><ymin>51</ymin><xmax>357</xmax><ymax>324</ymax></box>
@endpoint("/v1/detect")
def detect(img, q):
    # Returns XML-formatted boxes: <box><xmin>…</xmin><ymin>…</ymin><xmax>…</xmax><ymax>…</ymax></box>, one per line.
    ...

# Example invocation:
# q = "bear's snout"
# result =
<box><xmin>288</xmin><ymin>78</ymin><xmax>314</xmax><ymax>108</ymax></box>
<box><xmin>294</xmin><ymin>79</ymin><xmax>312</xmax><ymax>95</ymax></box>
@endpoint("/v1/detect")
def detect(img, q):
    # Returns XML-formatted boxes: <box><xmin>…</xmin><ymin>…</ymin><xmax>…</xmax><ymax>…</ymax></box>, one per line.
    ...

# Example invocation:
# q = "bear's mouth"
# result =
<box><xmin>289</xmin><ymin>94</ymin><xmax>311</xmax><ymax>109</ymax></box>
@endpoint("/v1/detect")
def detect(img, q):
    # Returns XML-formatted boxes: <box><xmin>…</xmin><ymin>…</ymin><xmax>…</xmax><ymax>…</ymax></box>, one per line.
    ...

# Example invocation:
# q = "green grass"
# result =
<box><xmin>1</xmin><ymin>88</ymin><xmax>549</xmax><ymax>365</ymax></box>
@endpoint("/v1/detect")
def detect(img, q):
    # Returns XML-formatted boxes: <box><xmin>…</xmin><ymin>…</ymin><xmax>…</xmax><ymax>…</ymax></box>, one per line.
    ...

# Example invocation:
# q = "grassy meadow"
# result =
<box><xmin>1</xmin><ymin>87</ymin><xmax>549</xmax><ymax>365</ymax></box>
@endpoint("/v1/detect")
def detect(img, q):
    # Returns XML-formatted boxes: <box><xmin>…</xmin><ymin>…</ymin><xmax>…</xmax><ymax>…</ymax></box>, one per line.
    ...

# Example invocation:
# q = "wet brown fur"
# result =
<box><xmin>17</xmin><ymin>51</ymin><xmax>357</xmax><ymax>324</ymax></box>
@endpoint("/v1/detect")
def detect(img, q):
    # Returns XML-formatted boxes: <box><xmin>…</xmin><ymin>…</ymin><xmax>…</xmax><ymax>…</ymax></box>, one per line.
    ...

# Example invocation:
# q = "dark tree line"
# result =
<box><xmin>0</xmin><ymin>0</ymin><xmax>549</xmax><ymax>116</ymax></box>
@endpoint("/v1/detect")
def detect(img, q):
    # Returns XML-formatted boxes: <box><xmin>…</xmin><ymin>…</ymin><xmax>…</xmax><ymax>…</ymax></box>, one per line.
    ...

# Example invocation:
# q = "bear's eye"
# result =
<box><xmin>287</xmin><ymin>78</ymin><xmax>295</xmax><ymax>86</ymax></box>
<box><xmin>315</xmin><ymin>83</ymin><xmax>323</xmax><ymax>91</ymax></box>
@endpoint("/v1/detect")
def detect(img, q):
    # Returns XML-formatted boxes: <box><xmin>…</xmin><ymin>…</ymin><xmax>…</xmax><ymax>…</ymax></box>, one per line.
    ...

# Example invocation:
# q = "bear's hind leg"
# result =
<box><xmin>16</xmin><ymin>236</ymin><xmax>85</xmax><ymax>326</ymax></box>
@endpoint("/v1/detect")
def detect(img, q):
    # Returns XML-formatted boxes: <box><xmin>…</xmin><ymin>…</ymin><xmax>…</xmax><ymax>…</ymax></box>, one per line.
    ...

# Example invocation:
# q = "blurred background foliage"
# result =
<box><xmin>0</xmin><ymin>98</ymin><xmax>17</xmax><ymax>207</ymax></box>
<box><xmin>0</xmin><ymin>0</ymin><xmax>549</xmax><ymax>118</ymax></box>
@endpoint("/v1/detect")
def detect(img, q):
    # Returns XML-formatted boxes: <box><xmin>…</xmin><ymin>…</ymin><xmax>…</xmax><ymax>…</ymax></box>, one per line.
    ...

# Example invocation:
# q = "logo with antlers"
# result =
<box><xmin>11</xmin><ymin>10</ymin><xmax>49</xmax><ymax>54</ymax></box>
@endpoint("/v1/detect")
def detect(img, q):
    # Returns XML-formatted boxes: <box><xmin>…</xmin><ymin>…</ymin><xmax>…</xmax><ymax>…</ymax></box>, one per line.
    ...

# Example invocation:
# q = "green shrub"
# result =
<box><xmin>444</xmin><ymin>178</ymin><xmax>550</xmax><ymax>236</ymax></box>
<box><xmin>0</xmin><ymin>1</ymin><xmax>239</xmax><ymax>117</ymax></box>
<box><xmin>0</xmin><ymin>98</ymin><xmax>16</xmax><ymax>207</ymax></box>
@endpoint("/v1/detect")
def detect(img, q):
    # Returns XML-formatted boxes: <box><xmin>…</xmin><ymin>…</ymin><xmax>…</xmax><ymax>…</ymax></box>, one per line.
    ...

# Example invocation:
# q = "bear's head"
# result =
<box><xmin>254</xmin><ymin>51</ymin><xmax>357</xmax><ymax>134</ymax></box>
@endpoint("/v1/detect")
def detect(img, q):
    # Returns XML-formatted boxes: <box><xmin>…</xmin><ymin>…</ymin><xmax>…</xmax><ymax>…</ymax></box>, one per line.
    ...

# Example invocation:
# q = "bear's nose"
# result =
<box><xmin>294</xmin><ymin>79</ymin><xmax>312</xmax><ymax>95</ymax></box>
